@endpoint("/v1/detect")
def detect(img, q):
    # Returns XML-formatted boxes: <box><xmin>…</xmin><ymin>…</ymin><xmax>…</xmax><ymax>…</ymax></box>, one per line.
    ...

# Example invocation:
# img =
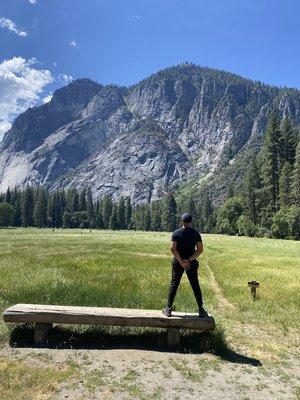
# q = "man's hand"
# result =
<box><xmin>180</xmin><ymin>259</ymin><xmax>191</xmax><ymax>269</ymax></box>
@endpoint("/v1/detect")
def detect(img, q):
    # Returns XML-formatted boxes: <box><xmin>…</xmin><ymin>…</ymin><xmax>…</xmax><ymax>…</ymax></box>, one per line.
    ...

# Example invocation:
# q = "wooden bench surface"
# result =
<box><xmin>3</xmin><ymin>304</ymin><xmax>215</xmax><ymax>331</ymax></box>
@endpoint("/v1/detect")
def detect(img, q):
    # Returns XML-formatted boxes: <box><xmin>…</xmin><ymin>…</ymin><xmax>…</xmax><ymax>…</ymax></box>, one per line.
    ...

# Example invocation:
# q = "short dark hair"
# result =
<box><xmin>181</xmin><ymin>213</ymin><xmax>192</xmax><ymax>223</ymax></box>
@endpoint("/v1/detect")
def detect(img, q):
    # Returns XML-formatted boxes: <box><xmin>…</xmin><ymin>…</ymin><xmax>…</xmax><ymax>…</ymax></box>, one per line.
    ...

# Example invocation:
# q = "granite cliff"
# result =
<box><xmin>1</xmin><ymin>64</ymin><xmax>299</xmax><ymax>203</ymax></box>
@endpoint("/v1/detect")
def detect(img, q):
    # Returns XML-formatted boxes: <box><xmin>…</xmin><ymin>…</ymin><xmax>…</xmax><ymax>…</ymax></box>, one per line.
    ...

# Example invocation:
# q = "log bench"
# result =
<box><xmin>3</xmin><ymin>304</ymin><xmax>215</xmax><ymax>347</ymax></box>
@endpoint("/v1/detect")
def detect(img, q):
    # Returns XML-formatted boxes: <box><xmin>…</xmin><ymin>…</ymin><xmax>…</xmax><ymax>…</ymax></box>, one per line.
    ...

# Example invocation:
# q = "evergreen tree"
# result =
<box><xmin>260</xmin><ymin>112</ymin><xmax>281</xmax><ymax>222</ymax></box>
<box><xmin>279</xmin><ymin>117</ymin><xmax>297</xmax><ymax>167</ymax></box>
<box><xmin>71</xmin><ymin>189</ymin><xmax>79</xmax><ymax>213</ymax></box>
<box><xmin>144</xmin><ymin>205</ymin><xmax>151</xmax><ymax>231</ymax></box>
<box><xmin>292</xmin><ymin>141</ymin><xmax>300</xmax><ymax>206</ymax></box>
<box><xmin>279</xmin><ymin>162</ymin><xmax>293</xmax><ymax>208</ymax></box>
<box><xmin>161</xmin><ymin>193</ymin><xmax>177</xmax><ymax>231</ymax></box>
<box><xmin>21</xmin><ymin>185</ymin><xmax>34</xmax><ymax>227</ymax></box>
<box><xmin>151</xmin><ymin>201</ymin><xmax>162</xmax><ymax>231</ymax></box>
<box><xmin>5</xmin><ymin>187</ymin><xmax>12</xmax><ymax>204</ymax></box>
<box><xmin>117</xmin><ymin>196</ymin><xmax>126</xmax><ymax>229</ymax></box>
<box><xmin>48</xmin><ymin>191</ymin><xmax>62</xmax><ymax>227</ymax></box>
<box><xmin>33</xmin><ymin>188</ymin><xmax>48</xmax><ymax>228</ymax></box>
<box><xmin>86</xmin><ymin>187</ymin><xmax>94</xmax><ymax>226</ymax></box>
<box><xmin>109</xmin><ymin>203</ymin><xmax>118</xmax><ymax>230</ymax></box>
<box><xmin>11</xmin><ymin>188</ymin><xmax>22</xmax><ymax>226</ymax></box>
<box><xmin>244</xmin><ymin>155</ymin><xmax>261</xmax><ymax>224</ymax></box>
<box><xmin>124</xmin><ymin>196</ymin><xmax>132</xmax><ymax>229</ymax></box>
<box><xmin>102</xmin><ymin>195</ymin><xmax>113</xmax><ymax>228</ymax></box>
<box><xmin>79</xmin><ymin>189</ymin><xmax>87</xmax><ymax>211</ymax></box>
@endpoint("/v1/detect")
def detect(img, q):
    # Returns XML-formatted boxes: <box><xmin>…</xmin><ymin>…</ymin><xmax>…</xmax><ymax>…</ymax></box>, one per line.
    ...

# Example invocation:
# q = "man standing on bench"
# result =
<box><xmin>162</xmin><ymin>212</ymin><xmax>209</xmax><ymax>318</ymax></box>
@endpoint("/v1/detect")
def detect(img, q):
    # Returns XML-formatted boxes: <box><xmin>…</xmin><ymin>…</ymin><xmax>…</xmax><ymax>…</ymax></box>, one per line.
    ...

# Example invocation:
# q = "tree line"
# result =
<box><xmin>0</xmin><ymin>183</ymin><xmax>214</xmax><ymax>233</ymax></box>
<box><xmin>0</xmin><ymin>112</ymin><xmax>299</xmax><ymax>239</ymax></box>
<box><xmin>215</xmin><ymin>112</ymin><xmax>300</xmax><ymax>240</ymax></box>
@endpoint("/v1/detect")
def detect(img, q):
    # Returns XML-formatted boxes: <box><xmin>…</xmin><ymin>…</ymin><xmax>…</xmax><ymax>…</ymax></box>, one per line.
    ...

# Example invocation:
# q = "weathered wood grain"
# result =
<box><xmin>3</xmin><ymin>304</ymin><xmax>215</xmax><ymax>331</ymax></box>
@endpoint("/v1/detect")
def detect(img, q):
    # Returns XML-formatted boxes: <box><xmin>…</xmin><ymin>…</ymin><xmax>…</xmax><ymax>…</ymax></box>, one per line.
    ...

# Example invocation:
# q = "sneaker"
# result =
<box><xmin>198</xmin><ymin>307</ymin><xmax>209</xmax><ymax>318</ymax></box>
<box><xmin>162</xmin><ymin>306</ymin><xmax>172</xmax><ymax>317</ymax></box>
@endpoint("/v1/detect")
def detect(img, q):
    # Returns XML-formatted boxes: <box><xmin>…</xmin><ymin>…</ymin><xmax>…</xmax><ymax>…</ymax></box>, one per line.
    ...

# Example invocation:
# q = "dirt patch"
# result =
<box><xmin>1</xmin><ymin>345</ymin><xmax>299</xmax><ymax>400</ymax></box>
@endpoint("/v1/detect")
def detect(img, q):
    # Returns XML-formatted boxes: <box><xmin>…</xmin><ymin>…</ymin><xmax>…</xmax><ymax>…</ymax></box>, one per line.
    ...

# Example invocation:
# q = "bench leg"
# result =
<box><xmin>34</xmin><ymin>323</ymin><xmax>52</xmax><ymax>345</ymax></box>
<box><xmin>167</xmin><ymin>327</ymin><xmax>180</xmax><ymax>347</ymax></box>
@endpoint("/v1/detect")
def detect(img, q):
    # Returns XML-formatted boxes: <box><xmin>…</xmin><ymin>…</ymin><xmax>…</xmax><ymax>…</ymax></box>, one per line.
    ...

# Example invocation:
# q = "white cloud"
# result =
<box><xmin>0</xmin><ymin>17</ymin><xmax>28</xmax><ymax>37</ymax></box>
<box><xmin>131</xmin><ymin>15</ymin><xmax>142</xmax><ymax>20</ymax></box>
<box><xmin>42</xmin><ymin>93</ymin><xmax>53</xmax><ymax>104</ymax></box>
<box><xmin>69</xmin><ymin>40</ymin><xmax>77</xmax><ymax>47</ymax></box>
<box><xmin>0</xmin><ymin>57</ymin><xmax>53</xmax><ymax>141</ymax></box>
<box><xmin>61</xmin><ymin>74</ymin><xmax>74</xmax><ymax>84</ymax></box>
<box><xmin>53</xmin><ymin>62</ymin><xmax>58</xmax><ymax>67</ymax></box>
<box><xmin>28</xmin><ymin>0</ymin><xmax>37</xmax><ymax>4</ymax></box>
<box><xmin>0</xmin><ymin>121</ymin><xmax>12</xmax><ymax>141</ymax></box>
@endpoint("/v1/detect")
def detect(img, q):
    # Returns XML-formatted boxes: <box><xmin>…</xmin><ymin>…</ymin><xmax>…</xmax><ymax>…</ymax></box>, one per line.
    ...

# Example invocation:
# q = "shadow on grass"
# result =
<box><xmin>9</xmin><ymin>324</ymin><xmax>261</xmax><ymax>366</ymax></box>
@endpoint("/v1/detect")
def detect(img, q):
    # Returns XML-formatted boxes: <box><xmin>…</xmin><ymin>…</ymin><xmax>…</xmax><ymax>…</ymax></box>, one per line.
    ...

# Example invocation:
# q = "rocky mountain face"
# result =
<box><xmin>1</xmin><ymin>64</ymin><xmax>300</xmax><ymax>204</ymax></box>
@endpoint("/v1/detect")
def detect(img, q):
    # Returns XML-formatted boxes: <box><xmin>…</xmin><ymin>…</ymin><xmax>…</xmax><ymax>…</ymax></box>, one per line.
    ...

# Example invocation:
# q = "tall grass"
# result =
<box><xmin>0</xmin><ymin>228</ymin><xmax>299</xmax><ymax>360</ymax></box>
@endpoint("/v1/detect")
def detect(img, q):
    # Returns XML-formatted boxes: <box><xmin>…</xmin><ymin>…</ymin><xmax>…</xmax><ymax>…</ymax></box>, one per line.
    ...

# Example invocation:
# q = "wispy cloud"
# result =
<box><xmin>28</xmin><ymin>0</ymin><xmax>37</xmax><ymax>4</ymax></box>
<box><xmin>61</xmin><ymin>74</ymin><xmax>74</xmax><ymax>84</ymax></box>
<box><xmin>0</xmin><ymin>17</ymin><xmax>28</xmax><ymax>37</ymax></box>
<box><xmin>0</xmin><ymin>57</ymin><xmax>53</xmax><ymax>141</ymax></box>
<box><xmin>131</xmin><ymin>15</ymin><xmax>142</xmax><ymax>21</ymax></box>
<box><xmin>69</xmin><ymin>40</ymin><xmax>77</xmax><ymax>47</ymax></box>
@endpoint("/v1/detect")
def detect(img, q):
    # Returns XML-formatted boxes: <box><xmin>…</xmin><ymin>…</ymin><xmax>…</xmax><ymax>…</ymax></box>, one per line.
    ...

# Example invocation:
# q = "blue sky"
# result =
<box><xmin>0</xmin><ymin>0</ymin><xmax>299</xmax><ymax>138</ymax></box>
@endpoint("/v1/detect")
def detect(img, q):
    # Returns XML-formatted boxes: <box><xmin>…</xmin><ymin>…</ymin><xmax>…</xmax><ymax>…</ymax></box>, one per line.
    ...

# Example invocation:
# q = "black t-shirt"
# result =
<box><xmin>171</xmin><ymin>227</ymin><xmax>202</xmax><ymax>260</ymax></box>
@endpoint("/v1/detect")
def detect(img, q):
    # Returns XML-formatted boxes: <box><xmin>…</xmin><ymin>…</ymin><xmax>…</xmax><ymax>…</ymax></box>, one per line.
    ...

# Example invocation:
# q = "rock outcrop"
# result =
<box><xmin>0</xmin><ymin>64</ymin><xmax>299</xmax><ymax>203</ymax></box>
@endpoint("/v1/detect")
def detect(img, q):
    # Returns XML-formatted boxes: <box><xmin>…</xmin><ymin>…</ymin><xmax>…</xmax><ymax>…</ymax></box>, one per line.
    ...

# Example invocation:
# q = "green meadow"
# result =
<box><xmin>0</xmin><ymin>229</ymin><xmax>299</xmax><ymax>398</ymax></box>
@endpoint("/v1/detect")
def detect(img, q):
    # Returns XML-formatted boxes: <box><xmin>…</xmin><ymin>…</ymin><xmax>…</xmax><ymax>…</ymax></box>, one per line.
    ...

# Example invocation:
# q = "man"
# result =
<box><xmin>162</xmin><ymin>212</ymin><xmax>209</xmax><ymax>318</ymax></box>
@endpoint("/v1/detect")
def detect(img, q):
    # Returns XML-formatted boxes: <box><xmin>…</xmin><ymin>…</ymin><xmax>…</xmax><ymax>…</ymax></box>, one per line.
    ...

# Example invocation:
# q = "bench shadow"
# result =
<box><xmin>9</xmin><ymin>324</ymin><xmax>261</xmax><ymax>367</ymax></box>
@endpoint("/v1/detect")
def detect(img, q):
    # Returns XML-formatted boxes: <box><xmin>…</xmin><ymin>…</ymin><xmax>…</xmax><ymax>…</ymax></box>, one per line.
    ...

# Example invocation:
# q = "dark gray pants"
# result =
<box><xmin>166</xmin><ymin>259</ymin><xmax>203</xmax><ymax>309</ymax></box>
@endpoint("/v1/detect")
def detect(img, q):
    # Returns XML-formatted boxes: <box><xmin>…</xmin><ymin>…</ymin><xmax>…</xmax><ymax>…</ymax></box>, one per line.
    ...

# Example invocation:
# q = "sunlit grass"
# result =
<box><xmin>0</xmin><ymin>228</ymin><xmax>299</xmax><ymax>362</ymax></box>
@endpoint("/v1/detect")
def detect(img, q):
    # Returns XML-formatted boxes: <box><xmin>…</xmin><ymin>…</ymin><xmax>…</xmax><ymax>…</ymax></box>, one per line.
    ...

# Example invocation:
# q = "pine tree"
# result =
<box><xmin>21</xmin><ymin>186</ymin><xmax>34</xmax><ymax>227</ymax></box>
<box><xmin>279</xmin><ymin>117</ymin><xmax>297</xmax><ymax>167</ymax></box>
<box><xmin>48</xmin><ymin>192</ymin><xmax>62</xmax><ymax>227</ymax></box>
<box><xmin>86</xmin><ymin>187</ymin><xmax>94</xmax><ymax>226</ymax></box>
<box><xmin>144</xmin><ymin>205</ymin><xmax>151</xmax><ymax>231</ymax></box>
<box><xmin>260</xmin><ymin>112</ymin><xmax>281</xmax><ymax>219</ymax></box>
<box><xmin>161</xmin><ymin>193</ymin><xmax>177</xmax><ymax>231</ymax></box>
<box><xmin>33</xmin><ymin>188</ymin><xmax>48</xmax><ymax>228</ymax></box>
<box><xmin>5</xmin><ymin>187</ymin><xmax>12</xmax><ymax>204</ymax></box>
<box><xmin>11</xmin><ymin>188</ymin><xmax>22</xmax><ymax>226</ymax></box>
<box><xmin>109</xmin><ymin>203</ymin><xmax>118</xmax><ymax>230</ymax></box>
<box><xmin>292</xmin><ymin>141</ymin><xmax>300</xmax><ymax>206</ymax></box>
<box><xmin>102</xmin><ymin>195</ymin><xmax>113</xmax><ymax>229</ymax></box>
<box><xmin>279</xmin><ymin>162</ymin><xmax>293</xmax><ymax>207</ymax></box>
<box><xmin>117</xmin><ymin>196</ymin><xmax>126</xmax><ymax>229</ymax></box>
<box><xmin>151</xmin><ymin>201</ymin><xmax>162</xmax><ymax>231</ymax></box>
<box><xmin>70</xmin><ymin>189</ymin><xmax>79</xmax><ymax>213</ymax></box>
<box><xmin>244</xmin><ymin>155</ymin><xmax>261</xmax><ymax>224</ymax></box>
<box><xmin>79</xmin><ymin>189</ymin><xmax>87</xmax><ymax>211</ymax></box>
<box><xmin>124</xmin><ymin>197</ymin><xmax>132</xmax><ymax>229</ymax></box>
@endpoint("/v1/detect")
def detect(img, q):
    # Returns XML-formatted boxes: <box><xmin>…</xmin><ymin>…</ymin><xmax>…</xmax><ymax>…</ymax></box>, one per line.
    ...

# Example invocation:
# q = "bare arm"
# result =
<box><xmin>188</xmin><ymin>241</ymin><xmax>203</xmax><ymax>262</ymax></box>
<box><xmin>170</xmin><ymin>241</ymin><xmax>190</xmax><ymax>268</ymax></box>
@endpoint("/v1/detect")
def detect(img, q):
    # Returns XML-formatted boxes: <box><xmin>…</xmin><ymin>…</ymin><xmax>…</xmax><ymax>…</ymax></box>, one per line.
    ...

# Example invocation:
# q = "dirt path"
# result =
<box><xmin>205</xmin><ymin>261</ymin><xmax>237</xmax><ymax>311</ymax></box>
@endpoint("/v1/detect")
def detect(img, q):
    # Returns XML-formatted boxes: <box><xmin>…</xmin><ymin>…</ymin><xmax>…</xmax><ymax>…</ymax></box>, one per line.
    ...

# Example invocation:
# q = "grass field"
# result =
<box><xmin>0</xmin><ymin>228</ymin><xmax>299</xmax><ymax>399</ymax></box>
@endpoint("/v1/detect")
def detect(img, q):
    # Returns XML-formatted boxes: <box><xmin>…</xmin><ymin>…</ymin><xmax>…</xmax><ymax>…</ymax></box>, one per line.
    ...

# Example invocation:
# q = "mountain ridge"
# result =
<box><xmin>1</xmin><ymin>63</ymin><xmax>300</xmax><ymax>204</ymax></box>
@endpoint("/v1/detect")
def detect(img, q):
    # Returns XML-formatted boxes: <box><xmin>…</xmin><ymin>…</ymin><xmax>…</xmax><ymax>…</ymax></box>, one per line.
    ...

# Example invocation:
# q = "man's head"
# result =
<box><xmin>181</xmin><ymin>212</ymin><xmax>192</xmax><ymax>228</ymax></box>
